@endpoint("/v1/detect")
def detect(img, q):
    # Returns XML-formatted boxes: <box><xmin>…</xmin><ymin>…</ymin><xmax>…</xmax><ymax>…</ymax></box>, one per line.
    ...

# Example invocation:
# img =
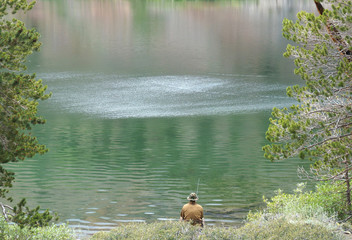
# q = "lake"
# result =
<box><xmin>8</xmin><ymin>0</ymin><xmax>315</xmax><ymax>237</ymax></box>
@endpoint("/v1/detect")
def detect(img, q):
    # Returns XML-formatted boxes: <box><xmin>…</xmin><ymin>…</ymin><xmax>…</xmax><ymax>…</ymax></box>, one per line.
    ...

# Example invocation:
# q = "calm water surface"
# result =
<box><xmin>8</xmin><ymin>0</ymin><xmax>316</xmax><ymax>237</ymax></box>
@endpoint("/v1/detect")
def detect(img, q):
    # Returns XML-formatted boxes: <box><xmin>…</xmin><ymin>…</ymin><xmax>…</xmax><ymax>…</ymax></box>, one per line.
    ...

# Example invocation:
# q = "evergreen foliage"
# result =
<box><xmin>263</xmin><ymin>0</ymin><xmax>352</xmax><ymax>213</ymax></box>
<box><xmin>0</xmin><ymin>0</ymin><xmax>54</xmax><ymax>227</ymax></box>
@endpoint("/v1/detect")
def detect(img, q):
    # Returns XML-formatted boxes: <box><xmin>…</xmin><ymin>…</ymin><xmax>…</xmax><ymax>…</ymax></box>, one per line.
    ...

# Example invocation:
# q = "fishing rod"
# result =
<box><xmin>196</xmin><ymin>178</ymin><xmax>200</xmax><ymax>195</ymax></box>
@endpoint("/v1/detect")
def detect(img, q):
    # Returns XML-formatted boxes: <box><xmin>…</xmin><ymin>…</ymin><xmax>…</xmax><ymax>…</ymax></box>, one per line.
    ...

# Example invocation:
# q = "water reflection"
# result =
<box><xmin>22</xmin><ymin>0</ymin><xmax>314</xmax><ymax>77</ymax></box>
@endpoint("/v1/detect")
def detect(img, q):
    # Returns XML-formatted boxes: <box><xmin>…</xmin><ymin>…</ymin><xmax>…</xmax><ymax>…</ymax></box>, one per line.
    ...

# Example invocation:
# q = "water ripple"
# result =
<box><xmin>39</xmin><ymin>73</ymin><xmax>295</xmax><ymax>119</ymax></box>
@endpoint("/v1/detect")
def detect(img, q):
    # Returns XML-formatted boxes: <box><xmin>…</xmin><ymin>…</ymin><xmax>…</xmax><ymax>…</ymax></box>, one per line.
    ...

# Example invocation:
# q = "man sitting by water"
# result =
<box><xmin>180</xmin><ymin>193</ymin><xmax>204</xmax><ymax>227</ymax></box>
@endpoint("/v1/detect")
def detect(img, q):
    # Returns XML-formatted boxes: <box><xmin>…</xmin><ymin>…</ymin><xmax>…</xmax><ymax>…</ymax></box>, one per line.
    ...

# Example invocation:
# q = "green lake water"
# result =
<box><xmin>8</xmin><ymin>0</ymin><xmax>316</xmax><ymax>237</ymax></box>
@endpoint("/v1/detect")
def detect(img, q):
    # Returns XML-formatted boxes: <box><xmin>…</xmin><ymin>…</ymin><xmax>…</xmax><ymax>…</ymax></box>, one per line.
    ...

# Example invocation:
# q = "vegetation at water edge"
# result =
<box><xmin>90</xmin><ymin>182</ymin><xmax>348</xmax><ymax>240</ymax></box>
<box><xmin>90</xmin><ymin>219</ymin><xmax>344</xmax><ymax>240</ymax></box>
<box><xmin>0</xmin><ymin>182</ymin><xmax>350</xmax><ymax>239</ymax></box>
<box><xmin>0</xmin><ymin>215</ymin><xmax>75</xmax><ymax>240</ymax></box>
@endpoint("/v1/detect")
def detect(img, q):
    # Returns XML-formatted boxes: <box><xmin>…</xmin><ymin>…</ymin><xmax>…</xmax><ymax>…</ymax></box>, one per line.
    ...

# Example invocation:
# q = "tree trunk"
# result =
<box><xmin>314</xmin><ymin>0</ymin><xmax>352</xmax><ymax>60</ymax></box>
<box><xmin>314</xmin><ymin>1</ymin><xmax>325</xmax><ymax>15</ymax></box>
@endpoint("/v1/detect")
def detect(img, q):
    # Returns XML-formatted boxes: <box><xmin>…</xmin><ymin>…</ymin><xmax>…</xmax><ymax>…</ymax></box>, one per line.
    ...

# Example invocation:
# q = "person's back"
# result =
<box><xmin>180</xmin><ymin>193</ymin><xmax>204</xmax><ymax>227</ymax></box>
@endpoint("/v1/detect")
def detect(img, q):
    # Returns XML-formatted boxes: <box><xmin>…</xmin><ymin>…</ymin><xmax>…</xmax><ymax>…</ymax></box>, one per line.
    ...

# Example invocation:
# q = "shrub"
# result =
<box><xmin>236</xmin><ymin>217</ymin><xmax>344</xmax><ymax>240</ymax></box>
<box><xmin>0</xmin><ymin>215</ymin><xmax>75</xmax><ymax>240</ymax></box>
<box><xmin>91</xmin><ymin>221</ymin><xmax>243</xmax><ymax>240</ymax></box>
<box><xmin>248</xmin><ymin>182</ymin><xmax>347</xmax><ymax>222</ymax></box>
<box><xmin>244</xmin><ymin>182</ymin><xmax>346</xmax><ymax>240</ymax></box>
<box><xmin>90</xmin><ymin>219</ymin><xmax>344</xmax><ymax>240</ymax></box>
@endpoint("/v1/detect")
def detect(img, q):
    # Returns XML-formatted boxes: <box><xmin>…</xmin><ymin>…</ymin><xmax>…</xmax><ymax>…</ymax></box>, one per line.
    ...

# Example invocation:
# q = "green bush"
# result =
<box><xmin>248</xmin><ymin>182</ymin><xmax>347</xmax><ymax>222</ymax></box>
<box><xmin>243</xmin><ymin>182</ymin><xmax>346</xmax><ymax>240</ymax></box>
<box><xmin>0</xmin><ymin>215</ymin><xmax>75</xmax><ymax>240</ymax></box>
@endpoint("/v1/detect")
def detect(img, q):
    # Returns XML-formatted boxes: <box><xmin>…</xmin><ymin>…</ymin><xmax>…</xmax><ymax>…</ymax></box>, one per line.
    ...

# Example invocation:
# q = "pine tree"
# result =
<box><xmin>0</xmin><ymin>0</ymin><xmax>55</xmax><ymax>227</ymax></box>
<box><xmin>263</xmin><ymin>0</ymin><xmax>352</xmax><ymax>215</ymax></box>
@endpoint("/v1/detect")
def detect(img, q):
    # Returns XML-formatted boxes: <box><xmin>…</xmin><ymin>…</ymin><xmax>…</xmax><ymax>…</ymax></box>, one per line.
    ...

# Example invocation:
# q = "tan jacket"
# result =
<box><xmin>180</xmin><ymin>202</ymin><xmax>204</xmax><ymax>226</ymax></box>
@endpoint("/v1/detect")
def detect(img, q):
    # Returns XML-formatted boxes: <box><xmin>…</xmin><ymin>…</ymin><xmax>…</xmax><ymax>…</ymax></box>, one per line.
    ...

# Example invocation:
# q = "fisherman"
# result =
<box><xmin>180</xmin><ymin>192</ymin><xmax>204</xmax><ymax>227</ymax></box>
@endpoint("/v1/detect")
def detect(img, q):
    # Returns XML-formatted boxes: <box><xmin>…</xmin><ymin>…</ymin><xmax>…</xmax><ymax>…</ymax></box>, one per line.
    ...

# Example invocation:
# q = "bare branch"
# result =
<box><xmin>304</xmin><ymin>132</ymin><xmax>352</xmax><ymax>150</ymax></box>
<box><xmin>0</xmin><ymin>202</ymin><xmax>14</xmax><ymax>221</ymax></box>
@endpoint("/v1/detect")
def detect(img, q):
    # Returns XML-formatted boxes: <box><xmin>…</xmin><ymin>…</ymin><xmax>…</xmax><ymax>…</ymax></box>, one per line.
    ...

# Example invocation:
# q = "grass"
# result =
<box><xmin>89</xmin><ymin>219</ymin><xmax>345</xmax><ymax>240</ymax></box>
